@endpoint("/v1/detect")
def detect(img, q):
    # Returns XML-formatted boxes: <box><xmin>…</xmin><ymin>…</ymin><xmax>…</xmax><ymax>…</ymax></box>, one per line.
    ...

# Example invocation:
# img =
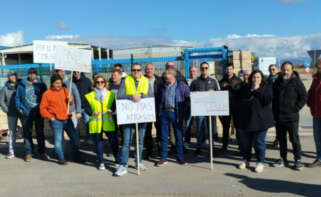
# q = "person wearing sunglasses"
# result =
<box><xmin>83</xmin><ymin>75</ymin><xmax>119</xmax><ymax>171</ymax></box>
<box><xmin>190</xmin><ymin>62</ymin><xmax>220</xmax><ymax>157</ymax></box>
<box><xmin>267</xmin><ymin>64</ymin><xmax>281</xmax><ymax>148</ymax></box>
<box><xmin>115</xmin><ymin>63</ymin><xmax>153</xmax><ymax>176</ymax></box>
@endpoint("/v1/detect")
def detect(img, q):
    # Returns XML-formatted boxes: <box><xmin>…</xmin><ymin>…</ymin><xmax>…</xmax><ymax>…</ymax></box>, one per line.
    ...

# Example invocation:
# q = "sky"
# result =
<box><xmin>0</xmin><ymin>0</ymin><xmax>320</xmax><ymax>59</ymax></box>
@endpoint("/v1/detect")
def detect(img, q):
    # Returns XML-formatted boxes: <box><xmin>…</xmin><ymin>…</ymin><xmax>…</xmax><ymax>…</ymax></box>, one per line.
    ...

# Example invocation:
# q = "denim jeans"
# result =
<box><xmin>7</xmin><ymin>115</ymin><xmax>22</xmax><ymax>155</ymax></box>
<box><xmin>313</xmin><ymin>118</ymin><xmax>321</xmax><ymax>161</ymax></box>
<box><xmin>81</xmin><ymin>109</ymin><xmax>91</xmax><ymax>140</ymax></box>
<box><xmin>160</xmin><ymin>110</ymin><xmax>184</xmax><ymax>160</ymax></box>
<box><xmin>94</xmin><ymin>131</ymin><xmax>119</xmax><ymax>164</ymax></box>
<box><xmin>50</xmin><ymin>119</ymin><xmax>80</xmax><ymax>160</ymax></box>
<box><xmin>196</xmin><ymin>116</ymin><xmax>217</xmax><ymax>149</ymax></box>
<box><xmin>22</xmin><ymin>106</ymin><xmax>45</xmax><ymax>155</ymax></box>
<box><xmin>184</xmin><ymin>115</ymin><xmax>193</xmax><ymax>143</ymax></box>
<box><xmin>119</xmin><ymin>123</ymin><xmax>146</xmax><ymax>166</ymax></box>
<box><xmin>239</xmin><ymin>129</ymin><xmax>267</xmax><ymax>163</ymax></box>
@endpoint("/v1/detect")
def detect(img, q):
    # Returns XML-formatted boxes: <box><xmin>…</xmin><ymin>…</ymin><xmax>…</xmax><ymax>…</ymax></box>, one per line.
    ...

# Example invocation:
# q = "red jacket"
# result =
<box><xmin>308</xmin><ymin>74</ymin><xmax>321</xmax><ymax>118</ymax></box>
<box><xmin>40</xmin><ymin>87</ymin><xmax>74</xmax><ymax>120</ymax></box>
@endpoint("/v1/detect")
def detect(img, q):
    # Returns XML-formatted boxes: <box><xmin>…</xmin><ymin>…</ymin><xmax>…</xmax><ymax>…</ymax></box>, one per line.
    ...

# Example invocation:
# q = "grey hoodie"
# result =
<box><xmin>0</xmin><ymin>81</ymin><xmax>19</xmax><ymax>116</ymax></box>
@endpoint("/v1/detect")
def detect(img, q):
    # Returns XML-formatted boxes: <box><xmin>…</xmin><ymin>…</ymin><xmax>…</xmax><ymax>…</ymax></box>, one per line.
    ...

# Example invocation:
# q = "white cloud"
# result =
<box><xmin>0</xmin><ymin>30</ymin><xmax>24</xmax><ymax>47</ymax></box>
<box><xmin>45</xmin><ymin>33</ymin><xmax>321</xmax><ymax>59</ymax></box>
<box><xmin>46</xmin><ymin>34</ymin><xmax>80</xmax><ymax>40</ymax></box>
<box><xmin>56</xmin><ymin>21</ymin><xmax>68</xmax><ymax>31</ymax></box>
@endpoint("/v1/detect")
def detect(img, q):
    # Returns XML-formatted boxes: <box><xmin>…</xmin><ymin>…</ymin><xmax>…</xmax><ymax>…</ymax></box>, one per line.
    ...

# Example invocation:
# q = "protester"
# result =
<box><xmin>73</xmin><ymin>71</ymin><xmax>93</xmax><ymax>144</ymax></box>
<box><xmin>56</xmin><ymin>69</ymin><xmax>82</xmax><ymax>147</ymax></box>
<box><xmin>115</xmin><ymin>63</ymin><xmax>153</xmax><ymax>176</ymax></box>
<box><xmin>40</xmin><ymin>74</ymin><xmax>81</xmax><ymax>165</ymax></box>
<box><xmin>15</xmin><ymin>68</ymin><xmax>48</xmax><ymax>162</ymax></box>
<box><xmin>237</xmin><ymin>70</ymin><xmax>274</xmax><ymax>173</ymax></box>
<box><xmin>109</xmin><ymin>69</ymin><xmax>123</xmax><ymax>95</ymax></box>
<box><xmin>190</xmin><ymin>62</ymin><xmax>220</xmax><ymax>157</ymax></box>
<box><xmin>272</xmin><ymin>61</ymin><xmax>307</xmax><ymax>170</ymax></box>
<box><xmin>219</xmin><ymin>63</ymin><xmax>242</xmax><ymax>152</ymax></box>
<box><xmin>307</xmin><ymin>58</ymin><xmax>321</xmax><ymax>168</ymax></box>
<box><xmin>267</xmin><ymin>64</ymin><xmax>281</xmax><ymax>148</ymax></box>
<box><xmin>144</xmin><ymin>63</ymin><xmax>163</xmax><ymax>159</ymax></box>
<box><xmin>84</xmin><ymin>75</ymin><xmax>119</xmax><ymax>170</ymax></box>
<box><xmin>0</xmin><ymin>71</ymin><xmax>21</xmax><ymax>159</ymax></box>
<box><xmin>184</xmin><ymin>65</ymin><xmax>198</xmax><ymax>148</ymax></box>
<box><xmin>113</xmin><ymin>63</ymin><xmax>127</xmax><ymax>78</ymax></box>
<box><xmin>156</xmin><ymin>67</ymin><xmax>190</xmax><ymax>167</ymax></box>
<box><xmin>164</xmin><ymin>61</ymin><xmax>188</xmax><ymax>84</ymax></box>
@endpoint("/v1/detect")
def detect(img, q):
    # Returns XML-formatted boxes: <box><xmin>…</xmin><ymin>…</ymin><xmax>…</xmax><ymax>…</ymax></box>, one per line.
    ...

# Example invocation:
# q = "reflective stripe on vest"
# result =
<box><xmin>124</xmin><ymin>74</ymin><xmax>149</xmax><ymax>95</ymax></box>
<box><xmin>85</xmin><ymin>90</ymin><xmax>115</xmax><ymax>133</ymax></box>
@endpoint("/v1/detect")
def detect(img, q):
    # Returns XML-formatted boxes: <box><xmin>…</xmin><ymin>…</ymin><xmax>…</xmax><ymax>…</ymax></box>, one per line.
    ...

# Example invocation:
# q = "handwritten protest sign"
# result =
<box><xmin>116</xmin><ymin>98</ymin><xmax>156</xmax><ymax>125</ymax></box>
<box><xmin>54</xmin><ymin>46</ymin><xmax>92</xmax><ymax>73</ymax></box>
<box><xmin>33</xmin><ymin>40</ymin><xmax>68</xmax><ymax>63</ymax></box>
<box><xmin>191</xmin><ymin>91</ymin><xmax>229</xmax><ymax>116</ymax></box>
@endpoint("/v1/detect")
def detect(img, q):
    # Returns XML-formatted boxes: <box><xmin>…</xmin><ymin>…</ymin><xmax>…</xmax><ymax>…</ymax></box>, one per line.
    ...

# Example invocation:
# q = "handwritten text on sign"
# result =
<box><xmin>191</xmin><ymin>91</ymin><xmax>229</xmax><ymax>116</ymax></box>
<box><xmin>116</xmin><ymin>98</ymin><xmax>156</xmax><ymax>125</ymax></box>
<box><xmin>33</xmin><ymin>40</ymin><xmax>68</xmax><ymax>63</ymax></box>
<box><xmin>55</xmin><ymin>46</ymin><xmax>92</xmax><ymax>73</ymax></box>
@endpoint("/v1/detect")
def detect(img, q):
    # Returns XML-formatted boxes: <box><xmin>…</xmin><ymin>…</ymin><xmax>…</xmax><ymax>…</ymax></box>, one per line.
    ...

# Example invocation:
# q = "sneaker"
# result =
<box><xmin>136</xmin><ymin>163</ymin><xmax>147</xmax><ymax>171</ymax></box>
<box><xmin>6</xmin><ymin>153</ymin><xmax>15</xmax><ymax>159</ymax></box>
<box><xmin>39</xmin><ymin>153</ymin><xmax>50</xmax><ymax>160</ymax></box>
<box><xmin>176</xmin><ymin>158</ymin><xmax>188</xmax><ymax>166</ymax></box>
<box><xmin>194</xmin><ymin>149</ymin><xmax>203</xmax><ymax>157</ymax></box>
<box><xmin>184</xmin><ymin>142</ymin><xmax>190</xmax><ymax>149</ymax></box>
<box><xmin>255</xmin><ymin>163</ymin><xmax>264</xmax><ymax>173</ymax></box>
<box><xmin>114</xmin><ymin>165</ymin><xmax>127</xmax><ymax>177</ymax></box>
<box><xmin>58</xmin><ymin>159</ymin><xmax>68</xmax><ymax>165</ymax></box>
<box><xmin>98</xmin><ymin>163</ymin><xmax>106</xmax><ymax>170</ymax></box>
<box><xmin>307</xmin><ymin>160</ymin><xmax>321</xmax><ymax>168</ymax></box>
<box><xmin>25</xmin><ymin>154</ymin><xmax>32</xmax><ymax>162</ymax></box>
<box><xmin>156</xmin><ymin>159</ymin><xmax>168</xmax><ymax>167</ymax></box>
<box><xmin>273</xmin><ymin>159</ymin><xmax>287</xmax><ymax>167</ymax></box>
<box><xmin>115</xmin><ymin>163</ymin><xmax>120</xmax><ymax>168</ymax></box>
<box><xmin>238</xmin><ymin>160</ymin><xmax>250</xmax><ymax>170</ymax></box>
<box><xmin>294</xmin><ymin>160</ymin><xmax>304</xmax><ymax>171</ymax></box>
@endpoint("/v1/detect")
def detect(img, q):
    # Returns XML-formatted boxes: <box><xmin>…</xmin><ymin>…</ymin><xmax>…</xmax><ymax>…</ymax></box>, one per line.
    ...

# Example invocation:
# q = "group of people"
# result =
<box><xmin>1</xmin><ymin>59</ymin><xmax>321</xmax><ymax>176</ymax></box>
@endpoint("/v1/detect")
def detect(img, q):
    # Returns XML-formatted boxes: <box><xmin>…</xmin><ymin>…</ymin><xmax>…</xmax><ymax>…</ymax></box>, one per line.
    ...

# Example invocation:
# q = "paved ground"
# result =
<box><xmin>0</xmin><ymin>132</ymin><xmax>320</xmax><ymax>197</ymax></box>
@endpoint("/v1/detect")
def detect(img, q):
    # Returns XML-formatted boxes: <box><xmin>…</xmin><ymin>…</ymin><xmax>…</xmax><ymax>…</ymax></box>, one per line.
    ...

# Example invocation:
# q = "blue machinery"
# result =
<box><xmin>0</xmin><ymin>46</ymin><xmax>229</xmax><ymax>79</ymax></box>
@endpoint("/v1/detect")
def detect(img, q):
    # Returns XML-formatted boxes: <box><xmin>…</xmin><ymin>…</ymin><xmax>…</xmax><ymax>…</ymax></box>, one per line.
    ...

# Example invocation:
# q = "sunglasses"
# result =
<box><xmin>201</xmin><ymin>67</ymin><xmax>209</xmax><ymax>70</ymax></box>
<box><xmin>96</xmin><ymin>81</ymin><xmax>105</xmax><ymax>84</ymax></box>
<box><xmin>131</xmin><ymin>69</ymin><xmax>141</xmax><ymax>72</ymax></box>
<box><xmin>270</xmin><ymin>68</ymin><xmax>275</xmax><ymax>72</ymax></box>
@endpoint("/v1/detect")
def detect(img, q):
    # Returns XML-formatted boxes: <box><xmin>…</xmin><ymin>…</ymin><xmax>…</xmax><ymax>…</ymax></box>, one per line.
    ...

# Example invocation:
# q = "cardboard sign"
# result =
<box><xmin>33</xmin><ymin>40</ymin><xmax>68</xmax><ymax>63</ymax></box>
<box><xmin>116</xmin><ymin>98</ymin><xmax>156</xmax><ymax>125</ymax></box>
<box><xmin>54</xmin><ymin>46</ymin><xmax>92</xmax><ymax>73</ymax></box>
<box><xmin>191</xmin><ymin>91</ymin><xmax>229</xmax><ymax>116</ymax></box>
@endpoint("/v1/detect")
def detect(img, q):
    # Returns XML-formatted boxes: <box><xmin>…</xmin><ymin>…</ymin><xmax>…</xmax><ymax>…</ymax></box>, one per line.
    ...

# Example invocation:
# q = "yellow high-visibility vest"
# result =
<box><xmin>85</xmin><ymin>90</ymin><xmax>115</xmax><ymax>133</ymax></box>
<box><xmin>124</xmin><ymin>74</ymin><xmax>149</xmax><ymax>95</ymax></box>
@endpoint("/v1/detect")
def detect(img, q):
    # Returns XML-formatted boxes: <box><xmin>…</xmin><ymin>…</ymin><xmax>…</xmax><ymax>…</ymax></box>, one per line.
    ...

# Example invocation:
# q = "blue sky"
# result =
<box><xmin>0</xmin><ymin>0</ymin><xmax>320</xmax><ymax>59</ymax></box>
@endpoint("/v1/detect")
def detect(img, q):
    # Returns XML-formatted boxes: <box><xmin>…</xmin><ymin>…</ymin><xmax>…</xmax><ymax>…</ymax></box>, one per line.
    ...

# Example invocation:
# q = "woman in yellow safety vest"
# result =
<box><xmin>84</xmin><ymin>75</ymin><xmax>119</xmax><ymax>171</ymax></box>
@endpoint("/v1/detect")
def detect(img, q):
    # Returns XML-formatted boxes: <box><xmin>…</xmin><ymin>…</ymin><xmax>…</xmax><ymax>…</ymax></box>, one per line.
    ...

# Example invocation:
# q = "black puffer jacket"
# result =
<box><xmin>272</xmin><ymin>71</ymin><xmax>307</xmax><ymax>122</ymax></box>
<box><xmin>237</xmin><ymin>83</ymin><xmax>274</xmax><ymax>132</ymax></box>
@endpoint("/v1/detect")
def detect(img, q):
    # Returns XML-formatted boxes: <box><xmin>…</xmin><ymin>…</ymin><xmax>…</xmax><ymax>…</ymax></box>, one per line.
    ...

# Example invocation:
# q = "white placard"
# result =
<box><xmin>116</xmin><ymin>98</ymin><xmax>156</xmax><ymax>125</ymax></box>
<box><xmin>191</xmin><ymin>91</ymin><xmax>229</xmax><ymax>116</ymax></box>
<box><xmin>54</xmin><ymin>46</ymin><xmax>92</xmax><ymax>73</ymax></box>
<box><xmin>33</xmin><ymin>40</ymin><xmax>68</xmax><ymax>63</ymax></box>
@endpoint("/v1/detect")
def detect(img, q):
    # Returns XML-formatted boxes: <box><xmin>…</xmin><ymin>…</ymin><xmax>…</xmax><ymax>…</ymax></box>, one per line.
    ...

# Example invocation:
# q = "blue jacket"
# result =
<box><xmin>15</xmin><ymin>79</ymin><xmax>47</xmax><ymax>116</ymax></box>
<box><xmin>157</xmin><ymin>81</ymin><xmax>190</xmax><ymax>124</ymax></box>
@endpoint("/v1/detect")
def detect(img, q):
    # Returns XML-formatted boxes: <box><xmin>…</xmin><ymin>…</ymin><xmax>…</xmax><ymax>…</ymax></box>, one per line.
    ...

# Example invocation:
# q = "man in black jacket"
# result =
<box><xmin>190</xmin><ymin>62</ymin><xmax>220</xmax><ymax>156</ymax></box>
<box><xmin>144</xmin><ymin>63</ymin><xmax>163</xmax><ymax>159</ymax></box>
<box><xmin>73</xmin><ymin>72</ymin><xmax>93</xmax><ymax>144</ymax></box>
<box><xmin>272</xmin><ymin>61</ymin><xmax>307</xmax><ymax>170</ymax></box>
<box><xmin>219</xmin><ymin>63</ymin><xmax>242</xmax><ymax>152</ymax></box>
